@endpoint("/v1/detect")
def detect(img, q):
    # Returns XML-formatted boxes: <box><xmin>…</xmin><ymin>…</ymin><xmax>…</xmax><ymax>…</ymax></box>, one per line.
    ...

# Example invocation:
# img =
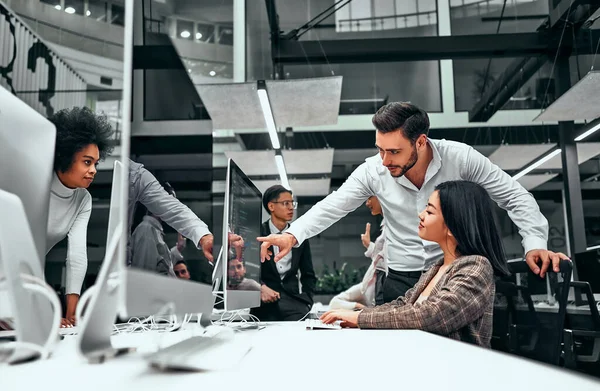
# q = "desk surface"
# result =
<box><xmin>2</xmin><ymin>323</ymin><xmax>599</xmax><ymax>390</ymax></box>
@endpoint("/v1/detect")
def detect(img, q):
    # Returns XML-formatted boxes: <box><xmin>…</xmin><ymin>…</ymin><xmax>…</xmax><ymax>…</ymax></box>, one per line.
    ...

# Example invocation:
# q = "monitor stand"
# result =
<box><xmin>212</xmin><ymin>247</ymin><xmax>225</xmax><ymax>307</ymax></box>
<box><xmin>77</xmin><ymin>224</ymin><xmax>136</xmax><ymax>363</ymax></box>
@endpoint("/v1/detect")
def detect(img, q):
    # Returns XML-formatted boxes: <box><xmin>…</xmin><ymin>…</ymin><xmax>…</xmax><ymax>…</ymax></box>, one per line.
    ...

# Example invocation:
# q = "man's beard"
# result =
<box><xmin>387</xmin><ymin>146</ymin><xmax>418</xmax><ymax>178</ymax></box>
<box><xmin>229</xmin><ymin>275</ymin><xmax>243</xmax><ymax>285</ymax></box>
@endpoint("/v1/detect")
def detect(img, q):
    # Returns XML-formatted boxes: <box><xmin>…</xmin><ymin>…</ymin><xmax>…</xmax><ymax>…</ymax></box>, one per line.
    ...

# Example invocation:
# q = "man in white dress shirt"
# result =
<box><xmin>258</xmin><ymin>102</ymin><xmax>568</xmax><ymax>303</ymax></box>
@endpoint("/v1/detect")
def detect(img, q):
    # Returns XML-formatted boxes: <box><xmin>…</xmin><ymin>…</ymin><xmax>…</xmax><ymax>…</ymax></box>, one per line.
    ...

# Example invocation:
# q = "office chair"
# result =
<box><xmin>562</xmin><ymin>281</ymin><xmax>600</xmax><ymax>373</ymax></box>
<box><xmin>496</xmin><ymin>259</ymin><xmax>572</xmax><ymax>366</ymax></box>
<box><xmin>493</xmin><ymin>277</ymin><xmax>539</xmax><ymax>354</ymax></box>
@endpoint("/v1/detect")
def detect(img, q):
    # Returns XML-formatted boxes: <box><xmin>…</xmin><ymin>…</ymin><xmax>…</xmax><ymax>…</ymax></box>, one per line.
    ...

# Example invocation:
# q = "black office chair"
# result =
<box><xmin>492</xmin><ymin>280</ymin><xmax>516</xmax><ymax>352</ymax></box>
<box><xmin>494</xmin><ymin>259</ymin><xmax>572</xmax><ymax>366</ymax></box>
<box><xmin>562</xmin><ymin>281</ymin><xmax>600</xmax><ymax>373</ymax></box>
<box><xmin>492</xmin><ymin>276</ymin><xmax>539</xmax><ymax>354</ymax></box>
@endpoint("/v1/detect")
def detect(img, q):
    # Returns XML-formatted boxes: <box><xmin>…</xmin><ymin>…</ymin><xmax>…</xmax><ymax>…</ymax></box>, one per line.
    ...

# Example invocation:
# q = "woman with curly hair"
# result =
<box><xmin>47</xmin><ymin>107</ymin><xmax>114</xmax><ymax>328</ymax></box>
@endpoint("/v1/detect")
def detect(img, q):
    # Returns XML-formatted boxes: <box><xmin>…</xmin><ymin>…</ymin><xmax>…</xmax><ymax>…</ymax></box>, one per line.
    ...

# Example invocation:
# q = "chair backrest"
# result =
<box><xmin>493</xmin><ymin>278</ymin><xmax>536</xmax><ymax>353</ymax></box>
<box><xmin>567</xmin><ymin>281</ymin><xmax>600</xmax><ymax>331</ymax></box>
<box><xmin>500</xmin><ymin>259</ymin><xmax>572</xmax><ymax>365</ymax></box>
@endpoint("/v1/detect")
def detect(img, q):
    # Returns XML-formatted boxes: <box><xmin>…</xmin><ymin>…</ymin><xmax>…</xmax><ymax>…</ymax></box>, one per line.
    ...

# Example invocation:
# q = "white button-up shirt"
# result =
<box><xmin>287</xmin><ymin>139</ymin><xmax>548</xmax><ymax>272</ymax></box>
<box><xmin>269</xmin><ymin>219</ymin><xmax>293</xmax><ymax>278</ymax></box>
<box><xmin>364</xmin><ymin>220</ymin><xmax>387</xmax><ymax>273</ymax></box>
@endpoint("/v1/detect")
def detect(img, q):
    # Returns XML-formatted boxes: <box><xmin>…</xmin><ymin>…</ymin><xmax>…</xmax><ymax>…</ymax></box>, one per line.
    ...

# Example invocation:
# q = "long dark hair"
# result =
<box><xmin>435</xmin><ymin>180</ymin><xmax>511</xmax><ymax>277</ymax></box>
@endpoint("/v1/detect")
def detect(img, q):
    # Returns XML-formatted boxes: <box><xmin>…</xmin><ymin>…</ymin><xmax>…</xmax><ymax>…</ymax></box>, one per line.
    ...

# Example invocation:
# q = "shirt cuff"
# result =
<box><xmin>330</xmin><ymin>299</ymin><xmax>355</xmax><ymax>310</ymax></box>
<box><xmin>364</xmin><ymin>242</ymin><xmax>375</xmax><ymax>258</ymax></box>
<box><xmin>284</xmin><ymin>226</ymin><xmax>305</xmax><ymax>248</ymax></box>
<box><xmin>65</xmin><ymin>281</ymin><xmax>83</xmax><ymax>295</ymax></box>
<box><xmin>192</xmin><ymin>228</ymin><xmax>213</xmax><ymax>249</ymax></box>
<box><xmin>357</xmin><ymin>309</ymin><xmax>371</xmax><ymax>328</ymax></box>
<box><xmin>522</xmin><ymin>236</ymin><xmax>547</xmax><ymax>255</ymax></box>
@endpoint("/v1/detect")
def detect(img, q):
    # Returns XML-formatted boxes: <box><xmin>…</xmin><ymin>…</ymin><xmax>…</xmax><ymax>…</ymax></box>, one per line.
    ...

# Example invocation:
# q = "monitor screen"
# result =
<box><xmin>223</xmin><ymin>159</ymin><xmax>262</xmax><ymax>311</ymax></box>
<box><xmin>574</xmin><ymin>249</ymin><xmax>600</xmax><ymax>293</ymax></box>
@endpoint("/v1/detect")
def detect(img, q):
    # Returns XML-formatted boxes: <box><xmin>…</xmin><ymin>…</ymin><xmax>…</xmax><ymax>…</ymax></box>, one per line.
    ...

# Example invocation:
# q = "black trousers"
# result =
<box><xmin>375</xmin><ymin>269</ymin><xmax>387</xmax><ymax>306</ymax></box>
<box><xmin>381</xmin><ymin>269</ymin><xmax>422</xmax><ymax>304</ymax></box>
<box><xmin>251</xmin><ymin>291</ymin><xmax>312</xmax><ymax>321</ymax></box>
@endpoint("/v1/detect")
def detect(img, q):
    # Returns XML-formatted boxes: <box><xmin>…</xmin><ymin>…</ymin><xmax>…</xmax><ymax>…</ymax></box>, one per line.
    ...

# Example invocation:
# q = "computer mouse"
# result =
<box><xmin>203</xmin><ymin>324</ymin><xmax>235</xmax><ymax>339</ymax></box>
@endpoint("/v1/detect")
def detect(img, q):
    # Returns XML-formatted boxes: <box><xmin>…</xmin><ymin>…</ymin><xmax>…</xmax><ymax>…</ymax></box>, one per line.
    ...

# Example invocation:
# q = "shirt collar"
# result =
<box><xmin>51</xmin><ymin>172</ymin><xmax>77</xmax><ymax>199</ymax></box>
<box><xmin>269</xmin><ymin>219</ymin><xmax>289</xmax><ymax>234</ymax></box>
<box><xmin>425</xmin><ymin>139</ymin><xmax>442</xmax><ymax>181</ymax></box>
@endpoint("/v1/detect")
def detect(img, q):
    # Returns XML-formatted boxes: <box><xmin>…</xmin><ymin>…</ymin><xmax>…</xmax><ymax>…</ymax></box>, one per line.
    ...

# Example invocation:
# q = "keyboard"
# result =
<box><xmin>305</xmin><ymin>319</ymin><xmax>342</xmax><ymax>330</ymax></box>
<box><xmin>145</xmin><ymin>334</ymin><xmax>251</xmax><ymax>371</ymax></box>
<box><xmin>59</xmin><ymin>326</ymin><xmax>79</xmax><ymax>336</ymax></box>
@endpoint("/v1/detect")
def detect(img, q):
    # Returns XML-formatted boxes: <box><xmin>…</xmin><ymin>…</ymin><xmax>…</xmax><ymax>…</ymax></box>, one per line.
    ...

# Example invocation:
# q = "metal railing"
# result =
<box><xmin>338</xmin><ymin>10</ymin><xmax>437</xmax><ymax>31</ymax></box>
<box><xmin>0</xmin><ymin>2</ymin><xmax>87</xmax><ymax>117</ymax></box>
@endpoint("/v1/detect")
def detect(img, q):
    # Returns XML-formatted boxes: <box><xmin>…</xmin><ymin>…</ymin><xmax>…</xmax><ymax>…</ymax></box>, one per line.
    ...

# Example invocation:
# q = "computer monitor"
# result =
<box><xmin>79</xmin><ymin>158</ymin><xmax>216</xmax><ymax>361</ymax></box>
<box><xmin>77</xmin><ymin>160</ymin><xmax>126</xmax><ymax>360</ymax></box>
<box><xmin>574</xmin><ymin>248</ymin><xmax>600</xmax><ymax>300</ymax></box>
<box><xmin>106</xmin><ymin>161</ymin><xmax>124</xmax><ymax>251</ymax></box>
<box><xmin>0</xmin><ymin>84</ymin><xmax>57</xmax><ymax>363</ymax></box>
<box><xmin>0</xmin><ymin>86</ymin><xmax>55</xmax><ymax>265</ymax></box>
<box><xmin>222</xmin><ymin>159</ymin><xmax>262</xmax><ymax>311</ymax></box>
<box><xmin>77</xmin><ymin>0</ymin><xmax>214</xmax><ymax>362</ymax></box>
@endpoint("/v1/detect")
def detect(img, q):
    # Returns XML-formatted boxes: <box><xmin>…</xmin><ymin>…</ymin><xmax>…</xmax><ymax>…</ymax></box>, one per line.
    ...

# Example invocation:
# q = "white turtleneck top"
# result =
<box><xmin>46</xmin><ymin>173</ymin><xmax>92</xmax><ymax>295</ymax></box>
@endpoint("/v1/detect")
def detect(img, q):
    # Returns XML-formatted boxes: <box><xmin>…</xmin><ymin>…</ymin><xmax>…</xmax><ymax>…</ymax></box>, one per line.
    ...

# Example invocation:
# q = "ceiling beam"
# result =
<box><xmin>469</xmin><ymin>55</ymin><xmax>548</xmax><ymax>122</ymax></box>
<box><xmin>468</xmin><ymin>1</ymin><xmax>600</xmax><ymax>122</ymax></box>
<box><xmin>274</xmin><ymin>33</ymin><xmax>549</xmax><ymax>64</ymax></box>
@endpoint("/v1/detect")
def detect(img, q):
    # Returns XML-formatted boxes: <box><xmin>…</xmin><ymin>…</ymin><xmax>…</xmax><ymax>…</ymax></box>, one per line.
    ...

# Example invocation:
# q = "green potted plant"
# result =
<box><xmin>312</xmin><ymin>261</ymin><xmax>365</xmax><ymax>304</ymax></box>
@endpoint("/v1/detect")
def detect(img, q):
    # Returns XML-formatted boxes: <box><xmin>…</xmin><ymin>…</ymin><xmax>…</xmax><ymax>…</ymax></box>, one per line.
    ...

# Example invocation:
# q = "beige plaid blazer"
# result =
<box><xmin>358</xmin><ymin>255</ymin><xmax>495</xmax><ymax>348</ymax></box>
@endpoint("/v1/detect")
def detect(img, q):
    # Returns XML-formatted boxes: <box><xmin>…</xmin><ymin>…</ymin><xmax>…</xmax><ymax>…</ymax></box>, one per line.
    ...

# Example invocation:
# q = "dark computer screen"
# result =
<box><xmin>224</xmin><ymin>160</ymin><xmax>262</xmax><ymax>294</ymax></box>
<box><xmin>574</xmin><ymin>249</ymin><xmax>600</xmax><ymax>293</ymax></box>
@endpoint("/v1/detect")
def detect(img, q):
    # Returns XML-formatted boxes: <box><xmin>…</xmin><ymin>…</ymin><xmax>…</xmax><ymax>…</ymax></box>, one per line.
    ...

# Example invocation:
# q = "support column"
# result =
<box><xmin>132</xmin><ymin>0</ymin><xmax>145</xmax><ymax>125</ymax></box>
<box><xmin>436</xmin><ymin>0</ymin><xmax>455</xmax><ymax>113</ymax></box>
<box><xmin>233</xmin><ymin>0</ymin><xmax>245</xmax><ymax>82</ymax></box>
<box><xmin>555</xmin><ymin>57</ymin><xmax>586</xmax><ymax>261</ymax></box>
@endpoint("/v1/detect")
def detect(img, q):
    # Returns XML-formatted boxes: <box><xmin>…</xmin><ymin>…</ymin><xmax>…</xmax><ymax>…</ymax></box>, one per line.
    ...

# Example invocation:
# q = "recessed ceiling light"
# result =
<box><xmin>209</xmin><ymin>71</ymin><xmax>216</xmax><ymax>76</ymax></box>
<box><xmin>187</xmin><ymin>69</ymin><xmax>192</xmax><ymax>73</ymax></box>
<box><xmin>65</xmin><ymin>6</ymin><xmax>76</xmax><ymax>14</ymax></box>
<box><xmin>86</xmin><ymin>10</ymin><xmax>91</xmax><ymax>16</ymax></box>
<box><xmin>195</xmin><ymin>32</ymin><xmax>203</xmax><ymax>40</ymax></box>
<box><xmin>180</xmin><ymin>30</ymin><xmax>191</xmax><ymax>38</ymax></box>
<box><xmin>54</xmin><ymin>4</ymin><xmax>61</xmax><ymax>10</ymax></box>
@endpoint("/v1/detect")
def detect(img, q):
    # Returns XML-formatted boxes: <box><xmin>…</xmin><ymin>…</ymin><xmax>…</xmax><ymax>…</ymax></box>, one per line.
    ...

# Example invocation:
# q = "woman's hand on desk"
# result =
<box><xmin>60</xmin><ymin>318</ymin><xmax>74</xmax><ymax>328</ymax></box>
<box><xmin>62</xmin><ymin>294</ymin><xmax>79</xmax><ymax>328</ymax></box>
<box><xmin>320</xmin><ymin>309</ymin><xmax>360</xmax><ymax>328</ymax></box>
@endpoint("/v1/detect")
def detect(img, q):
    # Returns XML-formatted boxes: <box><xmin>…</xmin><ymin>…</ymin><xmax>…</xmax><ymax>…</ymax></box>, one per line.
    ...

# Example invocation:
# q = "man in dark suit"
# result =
<box><xmin>251</xmin><ymin>185</ymin><xmax>317</xmax><ymax>321</ymax></box>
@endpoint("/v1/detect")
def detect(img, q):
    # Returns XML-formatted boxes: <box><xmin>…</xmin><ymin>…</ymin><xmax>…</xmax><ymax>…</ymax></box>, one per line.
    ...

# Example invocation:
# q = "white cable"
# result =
<box><xmin>164</xmin><ymin>315</ymin><xmax>180</xmax><ymax>332</ymax></box>
<box><xmin>0</xmin><ymin>274</ymin><xmax>61</xmax><ymax>361</ymax></box>
<box><xmin>297</xmin><ymin>309</ymin><xmax>313</xmax><ymax>322</ymax></box>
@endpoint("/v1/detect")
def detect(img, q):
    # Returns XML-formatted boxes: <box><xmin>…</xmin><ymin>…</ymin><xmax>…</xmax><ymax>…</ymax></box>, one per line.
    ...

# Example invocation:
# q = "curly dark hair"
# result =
<box><xmin>49</xmin><ymin>107</ymin><xmax>115</xmax><ymax>173</ymax></box>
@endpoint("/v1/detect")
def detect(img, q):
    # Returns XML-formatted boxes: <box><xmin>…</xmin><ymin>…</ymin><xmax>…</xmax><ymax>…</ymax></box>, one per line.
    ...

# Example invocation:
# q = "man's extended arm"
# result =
<box><xmin>137</xmin><ymin>168</ymin><xmax>211</xmax><ymax>247</ymax></box>
<box><xmin>286</xmin><ymin>163</ymin><xmax>374</xmax><ymax>245</ymax></box>
<box><xmin>462</xmin><ymin>147</ymin><xmax>548</xmax><ymax>254</ymax></box>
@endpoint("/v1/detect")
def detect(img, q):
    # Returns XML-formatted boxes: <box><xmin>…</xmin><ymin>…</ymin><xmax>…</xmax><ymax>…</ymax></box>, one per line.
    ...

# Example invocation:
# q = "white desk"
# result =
<box><xmin>2</xmin><ymin>322</ymin><xmax>599</xmax><ymax>390</ymax></box>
